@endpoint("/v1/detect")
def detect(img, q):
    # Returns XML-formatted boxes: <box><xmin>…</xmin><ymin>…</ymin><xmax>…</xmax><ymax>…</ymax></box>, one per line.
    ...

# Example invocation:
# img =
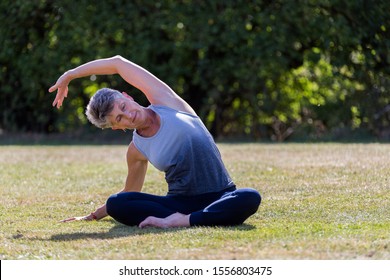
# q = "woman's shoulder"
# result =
<box><xmin>150</xmin><ymin>91</ymin><xmax>197</xmax><ymax>116</ymax></box>
<box><xmin>150</xmin><ymin>104</ymin><xmax>198</xmax><ymax>118</ymax></box>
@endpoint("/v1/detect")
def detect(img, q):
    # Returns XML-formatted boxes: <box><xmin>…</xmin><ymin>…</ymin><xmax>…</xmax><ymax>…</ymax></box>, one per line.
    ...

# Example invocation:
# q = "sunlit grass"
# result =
<box><xmin>0</xmin><ymin>143</ymin><xmax>389</xmax><ymax>259</ymax></box>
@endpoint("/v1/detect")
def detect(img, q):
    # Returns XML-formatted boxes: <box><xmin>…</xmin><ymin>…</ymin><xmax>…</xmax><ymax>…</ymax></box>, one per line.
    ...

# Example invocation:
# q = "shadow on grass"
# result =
<box><xmin>28</xmin><ymin>221</ymin><xmax>256</xmax><ymax>242</ymax></box>
<box><xmin>51</xmin><ymin>223</ymin><xmax>177</xmax><ymax>241</ymax></box>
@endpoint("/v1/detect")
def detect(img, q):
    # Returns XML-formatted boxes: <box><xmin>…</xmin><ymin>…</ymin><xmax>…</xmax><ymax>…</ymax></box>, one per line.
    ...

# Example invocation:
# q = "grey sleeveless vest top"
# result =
<box><xmin>132</xmin><ymin>105</ymin><xmax>234</xmax><ymax>196</ymax></box>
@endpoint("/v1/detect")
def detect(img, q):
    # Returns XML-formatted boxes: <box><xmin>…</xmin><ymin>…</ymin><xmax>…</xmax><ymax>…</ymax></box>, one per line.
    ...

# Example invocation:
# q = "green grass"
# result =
<box><xmin>0</xmin><ymin>143</ymin><xmax>389</xmax><ymax>260</ymax></box>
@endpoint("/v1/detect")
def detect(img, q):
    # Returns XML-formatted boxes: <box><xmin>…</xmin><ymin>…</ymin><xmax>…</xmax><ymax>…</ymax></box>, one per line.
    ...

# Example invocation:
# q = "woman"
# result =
<box><xmin>49</xmin><ymin>55</ymin><xmax>261</xmax><ymax>228</ymax></box>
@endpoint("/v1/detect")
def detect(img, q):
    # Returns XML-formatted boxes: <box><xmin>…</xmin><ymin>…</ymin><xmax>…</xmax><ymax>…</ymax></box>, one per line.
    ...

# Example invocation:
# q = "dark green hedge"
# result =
<box><xmin>1</xmin><ymin>0</ymin><xmax>389</xmax><ymax>141</ymax></box>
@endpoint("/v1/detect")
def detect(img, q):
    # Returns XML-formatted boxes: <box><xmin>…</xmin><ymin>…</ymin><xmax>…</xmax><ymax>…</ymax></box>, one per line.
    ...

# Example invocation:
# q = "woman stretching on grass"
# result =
<box><xmin>49</xmin><ymin>55</ymin><xmax>261</xmax><ymax>228</ymax></box>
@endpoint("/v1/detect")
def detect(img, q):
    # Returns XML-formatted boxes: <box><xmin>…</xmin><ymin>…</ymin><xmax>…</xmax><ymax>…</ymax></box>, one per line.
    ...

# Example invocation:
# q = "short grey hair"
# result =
<box><xmin>85</xmin><ymin>88</ymin><xmax>123</xmax><ymax>129</ymax></box>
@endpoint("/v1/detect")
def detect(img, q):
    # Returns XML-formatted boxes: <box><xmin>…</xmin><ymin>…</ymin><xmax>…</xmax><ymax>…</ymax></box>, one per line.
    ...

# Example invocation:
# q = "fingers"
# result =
<box><xmin>54</xmin><ymin>95</ymin><xmax>63</xmax><ymax>109</ymax></box>
<box><xmin>59</xmin><ymin>214</ymin><xmax>95</xmax><ymax>223</ymax></box>
<box><xmin>50</xmin><ymin>86</ymin><xmax>68</xmax><ymax>108</ymax></box>
<box><xmin>49</xmin><ymin>72</ymin><xmax>70</xmax><ymax>108</ymax></box>
<box><xmin>59</xmin><ymin>217</ymin><xmax>77</xmax><ymax>223</ymax></box>
<box><xmin>52</xmin><ymin>96</ymin><xmax>61</xmax><ymax>108</ymax></box>
<box><xmin>59</xmin><ymin>216</ymin><xmax>84</xmax><ymax>222</ymax></box>
<box><xmin>52</xmin><ymin>96</ymin><xmax>58</xmax><ymax>108</ymax></box>
<box><xmin>48</xmin><ymin>84</ymin><xmax>57</xmax><ymax>93</ymax></box>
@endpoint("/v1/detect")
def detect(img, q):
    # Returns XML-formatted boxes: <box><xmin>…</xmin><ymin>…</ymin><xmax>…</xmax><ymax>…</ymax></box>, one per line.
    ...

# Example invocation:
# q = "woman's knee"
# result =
<box><xmin>106</xmin><ymin>193</ymin><xmax>134</xmax><ymax>217</ymax></box>
<box><xmin>106</xmin><ymin>193</ymin><xmax>141</xmax><ymax>226</ymax></box>
<box><xmin>237</xmin><ymin>188</ymin><xmax>261</xmax><ymax>212</ymax></box>
<box><xmin>106</xmin><ymin>194</ymin><xmax>119</xmax><ymax>217</ymax></box>
<box><xmin>106</xmin><ymin>192</ymin><xmax>140</xmax><ymax>216</ymax></box>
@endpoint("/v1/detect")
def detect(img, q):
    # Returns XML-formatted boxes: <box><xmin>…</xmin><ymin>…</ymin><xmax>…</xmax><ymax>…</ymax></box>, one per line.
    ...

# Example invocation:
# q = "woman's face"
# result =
<box><xmin>107</xmin><ymin>94</ymin><xmax>144</xmax><ymax>131</ymax></box>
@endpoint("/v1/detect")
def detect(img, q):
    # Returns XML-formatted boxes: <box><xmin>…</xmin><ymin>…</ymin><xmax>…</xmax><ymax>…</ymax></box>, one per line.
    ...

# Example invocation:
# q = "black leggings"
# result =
<box><xmin>106</xmin><ymin>187</ymin><xmax>261</xmax><ymax>227</ymax></box>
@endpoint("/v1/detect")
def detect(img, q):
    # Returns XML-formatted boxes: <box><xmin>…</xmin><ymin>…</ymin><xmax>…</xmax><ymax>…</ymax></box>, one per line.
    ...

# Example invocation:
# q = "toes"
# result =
<box><xmin>139</xmin><ymin>216</ymin><xmax>162</xmax><ymax>228</ymax></box>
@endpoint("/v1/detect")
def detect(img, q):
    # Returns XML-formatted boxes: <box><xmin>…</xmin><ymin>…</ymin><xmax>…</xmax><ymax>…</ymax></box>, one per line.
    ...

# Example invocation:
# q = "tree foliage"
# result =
<box><xmin>1</xmin><ymin>0</ymin><xmax>389</xmax><ymax>141</ymax></box>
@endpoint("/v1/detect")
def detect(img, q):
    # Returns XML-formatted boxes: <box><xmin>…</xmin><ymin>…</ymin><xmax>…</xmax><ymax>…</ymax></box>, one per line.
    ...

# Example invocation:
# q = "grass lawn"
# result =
<box><xmin>0</xmin><ymin>143</ymin><xmax>389</xmax><ymax>260</ymax></box>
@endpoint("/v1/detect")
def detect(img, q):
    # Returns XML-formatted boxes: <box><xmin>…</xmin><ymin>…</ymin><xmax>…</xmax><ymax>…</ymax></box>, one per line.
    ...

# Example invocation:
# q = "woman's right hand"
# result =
<box><xmin>59</xmin><ymin>213</ymin><xmax>95</xmax><ymax>223</ymax></box>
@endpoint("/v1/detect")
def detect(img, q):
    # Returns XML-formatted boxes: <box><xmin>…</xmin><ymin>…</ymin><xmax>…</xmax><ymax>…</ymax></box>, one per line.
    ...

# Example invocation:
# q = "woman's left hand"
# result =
<box><xmin>49</xmin><ymin>71</ymin><xmax>71</xmax><ymax>109</ymax></box>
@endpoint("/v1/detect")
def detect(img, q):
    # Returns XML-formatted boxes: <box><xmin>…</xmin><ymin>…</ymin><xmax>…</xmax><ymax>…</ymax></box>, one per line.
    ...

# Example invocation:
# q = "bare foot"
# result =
<box><xmin>139</xmin><ymin>212</ymin><xmax>190</xmax><ymax>228</ymax></box>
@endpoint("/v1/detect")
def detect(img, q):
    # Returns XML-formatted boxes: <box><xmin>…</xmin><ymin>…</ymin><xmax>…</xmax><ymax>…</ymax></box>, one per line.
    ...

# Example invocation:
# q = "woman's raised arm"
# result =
<box><xmin>49</xmin><ymin>55</ymin><xmax>195</xmax><ymax>114</ymax></box>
